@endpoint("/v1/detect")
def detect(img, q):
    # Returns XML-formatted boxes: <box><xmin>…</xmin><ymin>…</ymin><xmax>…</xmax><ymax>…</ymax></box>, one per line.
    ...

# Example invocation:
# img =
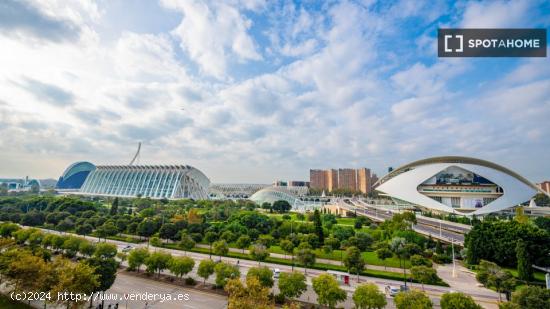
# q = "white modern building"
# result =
<box><xmin>374</xmin><ymin>156</ymin><xmax>543</xmax><ymax>215</ymax></box>
<box><xmin>249</xmin><ymin>186</ymin><xmax>324</xmax><ymax>212</ymax></box>
<box><xmin>58</xmin><ymin>162</ymin><xmax>210</xmax><ymax>200</ymax></box>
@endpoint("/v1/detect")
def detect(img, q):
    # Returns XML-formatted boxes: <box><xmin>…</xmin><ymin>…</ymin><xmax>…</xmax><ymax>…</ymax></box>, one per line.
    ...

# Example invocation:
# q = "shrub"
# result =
<box><xmin>432</xmin><ymin>254</ymin><xmax>452</xmax><ymax>264</ymax></box>
<box><xmin>185</xmin><ymin>277</ymin><xmax>197</xmax><ymax>286</ymax></box>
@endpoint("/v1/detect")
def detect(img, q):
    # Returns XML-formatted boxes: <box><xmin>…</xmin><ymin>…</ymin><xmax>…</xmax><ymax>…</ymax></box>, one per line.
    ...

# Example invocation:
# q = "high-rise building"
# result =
<box><xmin>370</xmin><ymin>173</ymin><xmax>379</xmax><ymax>191</ymax></box>
<box><xmin>309</xmin><ymin>167</ymin><xmax>375</xmax><ymax>193</ymax></box>
<box><xmin>338</xmin><ymin>168</ymin><xmax>357</xmax><ymax>191</ymax></box>
<box><xmin>537</xmin><ymin>181</ymin><xmax>550</xmax><ymax>194</ymax></box>
<box><xmin>326</xmin><ymin>169</ymin><xmax>338</xmax><ymax>191</ymax></box>
<box><xmin>357</xmin><ymin>168</ymin><xmax>371</xmax><ymax>194</ymax></box>
<box><xmin>310</xmin><ymin>169</ymin><xmax>326</xmax><ymax>190</ymax></box>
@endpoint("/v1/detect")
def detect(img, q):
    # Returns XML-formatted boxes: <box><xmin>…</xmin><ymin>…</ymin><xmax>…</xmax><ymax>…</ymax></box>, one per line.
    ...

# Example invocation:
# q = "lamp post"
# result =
<box><xmin>451</xmin><ymin>237</ymin><xmax>456</xmax><ymax>278</ymax></box>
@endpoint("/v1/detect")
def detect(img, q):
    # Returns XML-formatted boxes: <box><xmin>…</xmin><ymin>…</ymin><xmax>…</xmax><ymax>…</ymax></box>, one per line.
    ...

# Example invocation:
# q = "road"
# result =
<box><xmin>345</xmin><ymin>200</ymin><xmax>466</xmax><ymax>244</ymax></box>
<box><xmin>22</xmin><ymin>225</ymin><xmax>499</xmax><ymax>309</ymax></box>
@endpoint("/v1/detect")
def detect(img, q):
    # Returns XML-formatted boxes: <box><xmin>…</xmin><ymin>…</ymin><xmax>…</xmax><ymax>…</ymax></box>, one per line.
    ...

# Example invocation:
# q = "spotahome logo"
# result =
<box><xmin>438</xmin><ymin>29</ymin><xmax>546</xmax><ymax>57</ymax></box>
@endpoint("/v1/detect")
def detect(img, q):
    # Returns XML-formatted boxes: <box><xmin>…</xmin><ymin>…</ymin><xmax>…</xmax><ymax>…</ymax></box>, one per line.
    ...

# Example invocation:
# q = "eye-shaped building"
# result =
<box><xmin>374</xmin><ymin>156</ymin><xmax>543</xmax><ymax>215</ymax></box>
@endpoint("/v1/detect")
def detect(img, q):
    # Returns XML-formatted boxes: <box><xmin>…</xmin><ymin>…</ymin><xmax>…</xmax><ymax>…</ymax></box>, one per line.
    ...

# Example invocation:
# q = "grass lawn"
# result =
<box><xmin>335</xmin><ymin>217</ymin><xmax>356</xmax><ymax>225</ymax></box>
<box><xmin>505</xmin><ymin>268</ymin><xmax>546</xmax><ymax>283</ymax></box>
<box><xmin>0</xmin><ymin>294</ymin><xmax>32</xmax><ymax>309</ymax></box>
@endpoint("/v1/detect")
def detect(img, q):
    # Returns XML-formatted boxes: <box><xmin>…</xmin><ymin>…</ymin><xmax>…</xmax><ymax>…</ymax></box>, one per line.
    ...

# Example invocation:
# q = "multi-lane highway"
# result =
<box><xmin>342</xmin><ymin>200</ymin><xmax>467</xmax><ymax>245</ymax></box>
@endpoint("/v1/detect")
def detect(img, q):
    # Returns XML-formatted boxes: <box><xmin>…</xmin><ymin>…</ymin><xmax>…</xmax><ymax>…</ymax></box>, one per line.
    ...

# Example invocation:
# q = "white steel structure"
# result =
<box><xmin>249</xmin><ymin>186</ymin><xmax>324</xmax><ymax>212</ymax></box>
<box><xmin>79</xmin><ymin>165</ymin><xmax>210</xmax><ymax>200</ymax></box>
<box><xmin>375</xmin><ymin>156</ymin><xmax>541</xmax><ymax>215</ymax></box>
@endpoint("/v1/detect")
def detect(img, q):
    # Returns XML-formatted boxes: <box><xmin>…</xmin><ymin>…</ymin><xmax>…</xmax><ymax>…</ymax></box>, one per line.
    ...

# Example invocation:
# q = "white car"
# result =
<box><xmin>122</xmin><ymin>245</ymin><xmax>133</xmax><ymax>252</ymax></box>
<box><xmin>385</xmin><ymin>285</ymin><xmax>400</xmax><ymax>297</ymax></box>
<box><xmin>273</xmin><ymin>268</ymin><xmax>280</xmax><ymax>279</ymax></box>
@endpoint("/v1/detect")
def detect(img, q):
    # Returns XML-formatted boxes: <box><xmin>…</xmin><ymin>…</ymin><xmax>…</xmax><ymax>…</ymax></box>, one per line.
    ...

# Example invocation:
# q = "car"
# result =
<box><xmin>385</xmin><ymin>285</ymin><xmax>400</xmax><ymax>297</ymax></box>
<box><xmin>273</xmin><ymin>268</ymin><xmax>280</xmax><ymax>279</ymax></box>
<box><xmin>122</xmin><ymin>245</ymin><xmax>133</xmax><ymax>252</ymax></box>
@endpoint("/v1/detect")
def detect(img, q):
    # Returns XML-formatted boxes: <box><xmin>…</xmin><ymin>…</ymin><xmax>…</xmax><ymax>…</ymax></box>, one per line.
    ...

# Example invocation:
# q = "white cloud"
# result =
<box><xmin>460</xmin><ymin>0</ymin><xmax>535</xmax><ymax>28</ymax></box>
<box><xmin>162</xmin><ymin>0</ymin><xmax>262</xmax><ymax>79</ymax></box>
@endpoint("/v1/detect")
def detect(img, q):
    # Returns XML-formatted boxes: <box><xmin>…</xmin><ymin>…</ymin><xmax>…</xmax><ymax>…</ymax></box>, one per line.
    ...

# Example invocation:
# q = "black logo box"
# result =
<box><xmin>438</xmin><ymin>28</ymin><xmax>547</xmax><ymax>57</ymax></box>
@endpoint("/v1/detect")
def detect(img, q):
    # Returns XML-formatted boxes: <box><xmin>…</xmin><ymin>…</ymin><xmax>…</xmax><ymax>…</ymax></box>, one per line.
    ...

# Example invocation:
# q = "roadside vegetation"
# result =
<box><xmin>0</xmin><ymin>195</ymin><xmax>450</xmax><ymax>287</ymax></box>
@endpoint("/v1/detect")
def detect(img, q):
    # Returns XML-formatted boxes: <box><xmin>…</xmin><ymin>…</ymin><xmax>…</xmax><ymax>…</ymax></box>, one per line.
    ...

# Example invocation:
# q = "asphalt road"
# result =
<box><xmin>346</xmin><ymin>201</ymin><xmax>466</xmax><ymax>244</ymax></box>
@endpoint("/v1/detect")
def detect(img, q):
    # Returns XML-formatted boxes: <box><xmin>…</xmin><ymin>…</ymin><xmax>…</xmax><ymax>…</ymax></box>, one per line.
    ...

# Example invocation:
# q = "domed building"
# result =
<box><xmin>374</xmin><ymin>156</ymin><xmax>543</xmax><ymax>215</ymax></box>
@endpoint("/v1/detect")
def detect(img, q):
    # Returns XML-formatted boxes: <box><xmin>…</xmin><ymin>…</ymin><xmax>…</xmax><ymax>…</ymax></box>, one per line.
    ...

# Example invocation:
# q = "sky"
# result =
<box><xmin>0</xmin><ymin>0</ymin><xmax>549</xmax><ymax>183</ymax></box>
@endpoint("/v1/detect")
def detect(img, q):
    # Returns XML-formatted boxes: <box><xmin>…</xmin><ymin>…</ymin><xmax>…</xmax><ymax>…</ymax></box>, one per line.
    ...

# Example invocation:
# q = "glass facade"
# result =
<box><xmin>56</xmin><ymin>161</ymin><xmax>96</xmax><ymax>190</ymax></box>
<box><xmin>78</xmin><ymin>165</ymin><xmax>210</xmax><ymax>200</ymax></box>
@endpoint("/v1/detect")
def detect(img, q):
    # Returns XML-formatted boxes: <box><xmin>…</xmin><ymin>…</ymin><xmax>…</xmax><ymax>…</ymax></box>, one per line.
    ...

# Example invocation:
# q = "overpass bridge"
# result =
<box><xmin>333</xmin><ymin>199</ymin><xmax>466</xmax><ymax>246</ymax></box>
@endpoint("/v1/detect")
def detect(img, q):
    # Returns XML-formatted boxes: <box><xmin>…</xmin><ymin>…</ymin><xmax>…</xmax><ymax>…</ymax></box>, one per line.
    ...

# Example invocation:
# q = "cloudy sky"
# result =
<box><xmin>0</xmin><ymin>0</ymin><xmax>549</xmax><ymax>183</ymax></box>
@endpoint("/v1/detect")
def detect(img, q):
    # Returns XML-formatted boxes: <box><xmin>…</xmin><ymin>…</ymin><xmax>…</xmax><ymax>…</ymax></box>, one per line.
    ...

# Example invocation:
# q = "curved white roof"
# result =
<box><xmin>375</xmin><ymin>156</ymin><xmax>540</xmax><ymax>215</ymax></box>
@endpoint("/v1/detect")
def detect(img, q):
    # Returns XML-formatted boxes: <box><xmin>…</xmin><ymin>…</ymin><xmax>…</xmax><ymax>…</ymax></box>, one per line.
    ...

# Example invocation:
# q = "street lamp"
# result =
<box><xmin>451</xmin><ymin>237</ymin><xmax>456</xmax><ymax>278</ymax></box>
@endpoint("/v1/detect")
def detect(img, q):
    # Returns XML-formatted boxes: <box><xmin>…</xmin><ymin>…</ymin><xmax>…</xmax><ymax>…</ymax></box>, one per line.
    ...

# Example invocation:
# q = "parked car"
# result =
<box><xmin>122</xmin><ymin>245</ymin><xmax>133</xmax><ymax>252</ymax></box>
<box><xmin>273</xmin><ymin>268</ymin><xmax>281</xmax><ymax>279</ymax></box>
<box><xmin>385</xmin><ymin>285</ymin><xmax>400</xmax><ymax>297</ymax></box>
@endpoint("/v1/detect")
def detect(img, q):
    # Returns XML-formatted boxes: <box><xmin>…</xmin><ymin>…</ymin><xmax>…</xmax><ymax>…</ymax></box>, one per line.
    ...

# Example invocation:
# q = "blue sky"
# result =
<box><xmin>0</xmin><ymin>0</ymin><xmax>549</xmax><ymax>183</ymax></box>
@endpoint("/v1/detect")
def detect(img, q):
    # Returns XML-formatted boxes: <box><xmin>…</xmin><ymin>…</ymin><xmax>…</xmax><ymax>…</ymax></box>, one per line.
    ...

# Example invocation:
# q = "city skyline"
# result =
<box><xmin>1</xmin><ymin>0</ymin><xmax>550</xmax><ymax>183</ymax></box>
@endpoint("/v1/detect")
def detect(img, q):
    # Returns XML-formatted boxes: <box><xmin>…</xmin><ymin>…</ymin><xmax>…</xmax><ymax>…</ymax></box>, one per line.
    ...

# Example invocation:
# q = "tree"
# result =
<box><xmin>214</xmin><ymin>262</ymin><xmax>240</xmax><ymax>288</ymax></box>
<box><xmin>343</xmin><ymin>246</ymin><xmax>365</xmax><ymax>282</ymax></box>
<box><xmin>465</xmin><ymin>220</ymin><xmax>550</xmax><ymax>268</ymax></box>
<box><xmin>278</xmin><ymin>271</ymin><xmax>307</xmax><ymax>301</ymax></box>
<box><xmin>93</xmin><ymin>243</ymin><xmax>117</xmax><ymax>259</ymax></box>
<box><xmin>515</xmin><ymin>239</ymin><xmax>532</xmax><ymax>281</ymax></box>
<box><xmin>86</xmin><ymin>257</ymin><xmax>118</xmax><ymax>308</ymax></box>
<box><xmin>5</xmin><ymin>252</ymin><xmax>49</xmax><ymax>295</ymax></box>
<box><xmin>250</xmin><ymin>243</ymin><xmax>270</xmax><ymax>265</ymax></box>
<box><xmin>179</xmin><ymin>233</ymin><xmax>196</xmax><ymax>254</ymax></box>
<box><xmin>477</xmin><ymin>260</ymin><xmax>516</xmax><ymax>302</ymax></box>
<box><xmin>205</xmin><ymin>231</ymin><xmax>218</xmax><ymax>258</ymax></box>
<box><xmin>128</xmin><ymin>248</ymin><xmax>149</xmax><ymax>272</ymax></box>
<box><xmin>51</xmin><ymin>259</ymin><xmax>99</xmax><ymax>309</ymax></box>
<box><xmin>79</xmin><ymin>241</ymin><xmax>96</xmax><ymax>257</ymax></box>
<box><xmin>272</xmin><ymin>200</ymin><xmax>292</xmax><ymax>213</ymax></box>
<box><xmin>145</xmin><ymin>251</ymin><xmax>172</xmax><ymax>277</ymax></box>
<box><xmin>168</xmin><ymin>256</ymin><xmax>195</xmax><ymax>279</ymax></box>
<box><xmin>236</xmin><ymin>235</ymin><xmax>251</xmax><ymax>254</ymax></box>
<box><xmin>159</xmin><ymin>223</ymin><xmax>178</xmax><ymax>242</ymax></box>
<box><xmin>62</xmin><ymin>236</ymin><xmax>84</xmax><ymax>257</ymax></box>
<box><xmin>296</xmin><ymin>243</ymin><xmax>316</xmax><ymax>274</ymax></box>
<box><xmin>394</xmin><ymin>290</ymin><xmax>433</xmax><ymax>309</ymax></box>
<box><xmin>75</xmin><ymin>223</ymin><xmax>93</xmax><ymax>235</ymax></box>
<box><xmin>225</xmin><ymin>276</ymin><xmax>274</xmax><ymax>309</ymax></box>
<box><xmin>410</xmin><ymin>266</ymin><xmax>439</xmax><ymax>290</ymax></box>
<box><xmin>280</xmin><ymin>239</ymin><xmax>295</xmax><ymax>267</ymax></box>
<box><xmin>440</xmin><ymin>292</ymin><xmax>482</xmax><ymax>309</ymax></box>
<box><xmin>312</xmin><ymin>273</ymin><xmax>347</xmax><ymax>309</ymax></box>
<box><xmin>213</xmin><ymin>240</ymin><xmax>229</xmax><ymax>260</ymax></box>
<box><xmin>246</xmin><ymin>266</ymin><xmax>273</xmax><ymax>288</ymax></box>
<box><xmin>198</xmin><ymin>259</ymin><xmax>216</xmax><ymax>285</ymax></box>
<box><xmin>376</xmin><ymin>247</ymin><xmax>393</xmax><ymax>270</ymax></box>
<box><xmin>353</xmin><ymin>283</ymin><xmax>387</xmax><ymax>309</ymax></box>
<box><xmin>110</xmin><ymin>197</ymin><xmax>119</xmax><ymax>216</ymax></box>
<box><xmin>313</xmin><ymin>209</ymin><xmax>324</xmax><ymax>244</ymax></box>
<box><xmin>137</xmin><ymin>219</ymin><xmax>156</xmax><ymax>241</ymax></box>
<box><xmin>411</xmin><ymin>254</ymin><xmax>432</xmax><ymax>267</ymax></box>
<box><xmin>506</xmin><ymin>285</ymin><xmax>550</xmax><ymax>309</ymax></box>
